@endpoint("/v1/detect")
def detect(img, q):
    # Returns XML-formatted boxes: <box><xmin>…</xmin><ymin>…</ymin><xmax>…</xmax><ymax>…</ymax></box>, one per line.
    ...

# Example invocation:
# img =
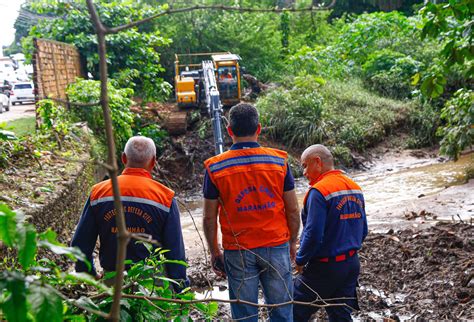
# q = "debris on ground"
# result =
<box><xmin>188</xmin><ymin>222</ymin><xmax>473</xmax><ymax>320</ymax></box>
<box><xmin>357</xmin><ymin>221</ymin><xmax>473</xmax><ymax>320</ymax></box>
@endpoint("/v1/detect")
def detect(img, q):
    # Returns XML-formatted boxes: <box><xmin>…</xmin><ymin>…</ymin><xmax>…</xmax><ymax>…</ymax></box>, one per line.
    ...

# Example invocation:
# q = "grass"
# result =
<box><xmin>7</xmin><ymin>116</ymin><xmax>36</xmax><ymax>137</ymax></box>
<box><xmin>257</xmin><ymin>78</ymin><xmax>416</xmax><ymax>166</ymax></box>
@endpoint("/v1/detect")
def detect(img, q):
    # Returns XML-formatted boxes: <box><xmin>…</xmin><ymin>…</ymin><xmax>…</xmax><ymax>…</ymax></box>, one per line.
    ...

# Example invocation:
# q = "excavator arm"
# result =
<box><xmin>202</xmin><ymin>61</ymin><xmax>225</xmax><ymax>155</ymax></box>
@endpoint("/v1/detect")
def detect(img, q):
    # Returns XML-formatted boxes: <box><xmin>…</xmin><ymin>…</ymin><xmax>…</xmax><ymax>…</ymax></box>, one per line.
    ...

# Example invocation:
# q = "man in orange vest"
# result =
<box><xmin>203</xmin><ymin>103</ymin><xmax>300</xmax><ymax>321</ymax></box>
<box><xmin>71</xmin><ymin>136</ymin><xmax>188</xmax><ymax>290</ymax></box>
<box><xmin>293</xmin><ymin>144</ymin><xmax>368</xmax><ymax>321</ymax></box>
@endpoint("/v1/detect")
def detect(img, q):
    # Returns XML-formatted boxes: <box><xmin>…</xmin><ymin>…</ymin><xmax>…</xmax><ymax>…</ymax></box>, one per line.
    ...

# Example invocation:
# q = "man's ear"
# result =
<box><xmin>121</xmin><ymin>152</ymin><xmax>127</xmax><ymax>166</ymax></box>
<box><xmin>316</xmin><ymin>156</ymin><xmax>323</xmax><ymax>168</ymax></box>
<box><xmin>149</xmin><ymin>155</ymin><xmax>157</xmax><ymax>170</ymax></box>
<box><xmin>227</xmin><ymin>125</ymin><xmax>234</xmax><ymax>137</ymax></box>
<box><xmin>256</xmin><ymin>123</ymin><xmax>262</xmax><ymax>136</ymax></box>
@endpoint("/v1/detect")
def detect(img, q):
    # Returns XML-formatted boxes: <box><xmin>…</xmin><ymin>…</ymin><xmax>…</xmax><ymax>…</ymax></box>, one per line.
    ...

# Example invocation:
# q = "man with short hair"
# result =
<box><xmin>293</xmin><ymin>144</ymin><xmax>368</xmax><ymax>321</ymax></box>
<box><xmin>203</xmin><ymin>103</ymin><xmax>300</xmax><ymax>321</ymax></box>
<box><xmin>71</xmin><ymin>136</ymin><xmax>188</xmax><ymax>289</ymax></box>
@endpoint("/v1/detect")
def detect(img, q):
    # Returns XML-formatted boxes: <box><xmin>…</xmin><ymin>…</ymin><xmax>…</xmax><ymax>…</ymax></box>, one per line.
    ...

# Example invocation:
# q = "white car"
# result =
<box><xmin>0</xmin><ymin>88</ymin><xmax>10</xmax><ymax>113</ymax></box>
<box><xmin>10</xmin><ymin>82</ymin><xmax>35</xmax><ymax>105</ymax></box>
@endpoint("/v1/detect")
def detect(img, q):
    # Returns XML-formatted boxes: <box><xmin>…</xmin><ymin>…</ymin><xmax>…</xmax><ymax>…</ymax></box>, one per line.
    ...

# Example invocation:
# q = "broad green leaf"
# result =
<box><xmin>28</xmin><ymin>285</ymin><xmax>63</xmax><ymax>322</ymax></box>
<box><xmin>164</xmin><ymin>259</ymin><xmax>189</xmax><ymax>267</ymax></box>
<box><xmin>17</xmin><ymin>225</ymin><xmax>37</xmax><ymax>269</ymax></box>
<box><xmin>411</xmin><ymin>72</ymin><xmax>420</xmax><ymax>85</ymax></box>
<box><xmin>0</xmin><ymin>203</ymin><xmax>17</xmax><ymax>247</ymax></box>
<box><xmin>120</xmin><ymin>309</ymin><xmax>132</xmax><ymax>322</ymax></box>
<box><xmin>3</xmin><ymin>277</ymin><xmax>27</xmax><ymax>322</ymax></box>
<box><xmin>103</xmin><ymin>271</ymin><xmax>117</xmax><ymax>280</ymax></box>
<box><xmin>38</xmin><ymin>228</ymin><xmax>59</xmax><ymax>244</ymax></box>
<box><xmin>0</xmin><ymin>130</ymin><xmax>17</xmax><ymax>140</ymax></box>
<box><xmin>119</xmin><ymin>298</ymin><xmax>131</xmax><ymax>310</ymax></box>
<box><xmin>208</xmin><ymin>301</ymin><xmax>219</xmax><ymax>316</ymax></box>
<box><xmin>156</xmin><ymin>276</ymin><xmax>179</xmax><ymax>285</ymax></box>
<box><xmin>75</xmin><ymin>296</ymin><xmax>100</xmax><ymax>311</ymax></box>
<box><xmin>38</xmin><ymin>240</ymin><xmax>91</xmax><ymax>271</ymax></box>
<box><xmin>64</xmin><ymin>272</ymin><xmax>111</xmax><ymax>293</ymax></box>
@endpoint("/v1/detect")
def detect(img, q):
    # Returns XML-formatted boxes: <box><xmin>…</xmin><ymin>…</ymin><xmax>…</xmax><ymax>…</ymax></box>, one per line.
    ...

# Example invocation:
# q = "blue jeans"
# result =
<box><xmin>224</xmin><ymin>242</ymin><xmax>293</xmax><ymax>322</ymax></box>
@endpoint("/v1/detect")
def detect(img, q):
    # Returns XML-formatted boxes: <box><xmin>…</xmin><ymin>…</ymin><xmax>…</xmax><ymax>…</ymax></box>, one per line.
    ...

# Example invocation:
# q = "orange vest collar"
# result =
<box><xmin>122</xmin><ymin>167</ymin><xmax>152</xmax><ymax>179</ymax></box>
<box><xmin>311</xmin><ymin>169</ymin><xmax>342</xmax><ymax>186</ymax></box>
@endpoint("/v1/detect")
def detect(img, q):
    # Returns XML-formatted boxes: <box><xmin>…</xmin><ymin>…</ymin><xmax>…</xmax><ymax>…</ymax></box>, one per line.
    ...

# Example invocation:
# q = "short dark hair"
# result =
<box><xmin>229</xmin><ymin>103</ymin><xmax>259</xmax><ymax>137</ymax></box>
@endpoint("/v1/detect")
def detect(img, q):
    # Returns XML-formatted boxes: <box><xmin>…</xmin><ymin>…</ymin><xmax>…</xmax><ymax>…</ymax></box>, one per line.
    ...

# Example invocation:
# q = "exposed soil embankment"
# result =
<box><xmin>0</xmin><ymin>132</ymin><xmax>101</xmax><ymax>243</ymax></box>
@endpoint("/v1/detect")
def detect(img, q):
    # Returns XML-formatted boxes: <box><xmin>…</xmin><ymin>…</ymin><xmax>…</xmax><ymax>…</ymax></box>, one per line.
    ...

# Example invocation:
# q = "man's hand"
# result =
<box><xmin>289</xmin><ymin>240</ymin><xmax>297</xmax><ymax>262</ymax></box>
<box><xmin>211</xmin><ymin>252</ymin><xmax>226</xmax><ymax>278</ymax></box>
<box><xmin>295</xmin><ymin>264</ymin><xmax>304</xmax><ymax>274</ymax></box>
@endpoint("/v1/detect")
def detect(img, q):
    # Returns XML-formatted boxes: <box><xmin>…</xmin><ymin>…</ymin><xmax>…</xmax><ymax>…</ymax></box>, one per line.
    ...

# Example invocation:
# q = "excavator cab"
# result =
<box><xmin>212</xmin><ymin>53</ymin><xmax>241</xmax><ymax>107</ymax></box>
<box><xmin>171</xmin><ymin>53</ymin><xmax>241</xmax><ymax>149</ymax></box>
<box><xmin>174</xmin><ymin>52</ymin><xmax>241</xmax><ymax>108</ymax></box>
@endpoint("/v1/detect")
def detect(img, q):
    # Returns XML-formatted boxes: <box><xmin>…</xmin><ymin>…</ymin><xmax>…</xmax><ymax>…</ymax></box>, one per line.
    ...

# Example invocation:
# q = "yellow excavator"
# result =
<box><xmin>174</xmin><ymin>52</ymin><xmax>242</xmax><ymax>109</ymax></box>
<box><xmin>168</xmin><ymin>52</ymin><xmax>242</xmax><ymax>154</ymax></box>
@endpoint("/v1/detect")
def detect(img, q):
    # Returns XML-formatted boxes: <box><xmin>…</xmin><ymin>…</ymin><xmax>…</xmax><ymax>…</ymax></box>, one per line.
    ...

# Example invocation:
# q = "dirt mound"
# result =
<box><xmin>358</xmin><ymin>222</ymin><xmax>473</xmax><ymax>320</ymax></box>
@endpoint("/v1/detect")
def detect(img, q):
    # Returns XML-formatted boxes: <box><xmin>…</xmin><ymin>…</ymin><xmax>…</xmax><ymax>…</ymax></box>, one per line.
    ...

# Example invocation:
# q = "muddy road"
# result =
<box><xmin>179</xmin><ymin>150</ymin><xmax>473</xmax><ymax>320</ymax></box>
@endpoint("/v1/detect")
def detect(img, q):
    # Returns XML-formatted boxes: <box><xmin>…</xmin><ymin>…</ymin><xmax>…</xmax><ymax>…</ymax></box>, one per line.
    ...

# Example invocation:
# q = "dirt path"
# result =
<box><xmin>0</xmin><ymin>103</ymin><xmax>35</xmax><ymax>122</ymax></box>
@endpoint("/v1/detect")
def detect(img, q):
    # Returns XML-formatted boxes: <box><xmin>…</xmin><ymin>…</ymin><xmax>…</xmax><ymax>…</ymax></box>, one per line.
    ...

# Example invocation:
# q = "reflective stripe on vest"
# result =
<box><xmin>90</xmin><ymin>169</ymin><xmax>175</xmax><ymax>213</ymax></box>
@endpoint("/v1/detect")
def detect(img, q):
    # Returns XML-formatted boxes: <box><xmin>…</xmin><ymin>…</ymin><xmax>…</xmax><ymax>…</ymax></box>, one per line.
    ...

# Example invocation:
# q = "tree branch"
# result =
<box><xmin>106</xmin><ymin>1</ymin><xmax>336</xmax><ymax>34</ymax></box>
<box><xmin>121</xmin><ymin>293</ymin><xmax>353</xmax><ymax>310</ymax></box>
<box><xmin>86</xmin><ymin>1</ymin><xmax>128</xmax><ymax>322</ymax></box>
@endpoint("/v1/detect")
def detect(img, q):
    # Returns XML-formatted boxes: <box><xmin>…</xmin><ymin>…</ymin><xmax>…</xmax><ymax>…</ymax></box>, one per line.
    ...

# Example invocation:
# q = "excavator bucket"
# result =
<box><xmin>166</xmin><ymin>111</ymin><xmax>188</xmax><ymax>135</ymax></box>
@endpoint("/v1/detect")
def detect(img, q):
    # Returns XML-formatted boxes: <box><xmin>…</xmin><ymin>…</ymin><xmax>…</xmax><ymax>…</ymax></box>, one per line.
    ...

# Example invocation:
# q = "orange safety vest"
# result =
<box><xmin>90</xmin><ymin>168</ymin><xmax>175</xmax><ymax>216</ymax></box>
<box><xmin>204</xmin><ymin>147</ymin><xmax>290</xmax><ymax>250</ymax></box>
<box><xmin>303</xmin><ymin>170</ymin><xmax>363</xmax><ymax>206</ymax></box>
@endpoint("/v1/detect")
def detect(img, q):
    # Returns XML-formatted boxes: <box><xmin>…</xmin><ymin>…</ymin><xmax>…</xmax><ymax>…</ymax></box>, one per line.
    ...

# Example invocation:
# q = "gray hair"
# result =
<box><xmin>124</xmin><ymin>136</ymin><xmax>156</xmax><ymax>166</ymax></box>
<box><xmin>302</xmin><ymin>144</ymin><xmax>334</xmax><ymax>167</ymax></box>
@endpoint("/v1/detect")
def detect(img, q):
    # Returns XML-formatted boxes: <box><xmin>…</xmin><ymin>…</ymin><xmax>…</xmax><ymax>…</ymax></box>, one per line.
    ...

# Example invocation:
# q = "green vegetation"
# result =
<box><xmin>66</xmin><ymin>79</ymin><xmax>134</xmax><ymax>152</ymax></box>
<box><xmin>0</xmin><ymin>101</ymin><xmax>81</xmax><ymax>169</ymax></box>
<box><xmin>22</xmin><ymin>1</ymin><xmax>172</xmax><ymax>101</ymax></box>
<box><xmin>437</xmin><ymin>89</ymin><xmax>474</xmax><ymax>160</ymax></box>
<box><xmin>0</xmin><ymin>203</ymin><xmax>217</xmax><ymax>321</ymax></box>
<box><xmin>6</xmin><ymin>117</ymin><xmax>35</xmax><ymax>138</ymax></box>
<box><xmin>14</xmin><ymin>1</ymin><xmax>472</xmax><ymax>158</ymax></box>
<box><xmin>258</xmin><ymin>77</ymin><xmax>413</xmax><ymax>165</ymax></box>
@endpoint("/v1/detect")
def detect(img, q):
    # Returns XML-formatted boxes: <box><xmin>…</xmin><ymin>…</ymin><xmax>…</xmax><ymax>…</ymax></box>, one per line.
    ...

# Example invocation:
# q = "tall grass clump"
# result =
<box><xmin>257</xmin><ymin>78</ymin><xmax>415</xmax><ymax>164</ymax></box>
<box><xmin>257</xmin><ymin>75</ymin><xmax>327</xmax><ymax>149</ymax></box>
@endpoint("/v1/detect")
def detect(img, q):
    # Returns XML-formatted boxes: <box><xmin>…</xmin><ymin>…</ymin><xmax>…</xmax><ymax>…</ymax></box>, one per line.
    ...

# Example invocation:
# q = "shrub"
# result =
<box><xmin>406</xmin><ymin>101</ymin><xmax>440</xmax><ymax>148</ymax></box>
<box><xmin>288</xmin><ymin>45</ymin><xmax>350</xmax><ymax>80</ymax></box>
<box><xmin>437</xmin><ymin>89</ymin><xmax>474</xmax><ymax>160</ymax></box>
<box><xmin>257</xmin><ymin>75</ymin><xmax>326</xmax><ymax>149</ymax></box>
<box><xmin>0</xmin><ymin>203</ymin><xmax>216</xmax><ymax>321</ymax></box>
<box><xmin>66</xmin><ymin>79</ymin><xmax>134</xmax><ymax>152</ymax></box>
<box><xmin>258</xmin><ymin>78</ymin><xmax>412</xmax><ymax>165</ymax></box>
<box><xmin>362</xmin><ymin>50</ymin><xmax>422</xmax><ymax>99</ymax></box>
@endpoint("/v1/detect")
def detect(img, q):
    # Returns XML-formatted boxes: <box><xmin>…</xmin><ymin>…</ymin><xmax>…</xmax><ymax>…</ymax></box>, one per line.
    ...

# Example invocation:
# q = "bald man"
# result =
<box><xmin>71</xmin><ymin>136</ymin><xmax>188</xmax><ymax>290</ymax></box>
<box><xmin>293</xmin><ymin>144</ymin><xmax>368</xmax><ymax>321</ymax></box>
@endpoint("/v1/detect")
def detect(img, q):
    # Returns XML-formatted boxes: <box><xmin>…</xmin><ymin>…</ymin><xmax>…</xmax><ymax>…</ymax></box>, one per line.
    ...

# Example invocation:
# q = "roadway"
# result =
<box><xmin>0</xmin><ymin>103</ymin><xmax>36</xmax><ymax>122</ymax></box>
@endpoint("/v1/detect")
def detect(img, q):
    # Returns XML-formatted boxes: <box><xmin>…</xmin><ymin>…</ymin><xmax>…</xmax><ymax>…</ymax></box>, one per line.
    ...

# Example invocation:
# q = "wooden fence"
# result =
<box><xmin>32</xmin><ymin>38</ymin><xmax>84</xmax><ymax>103</ymax></box>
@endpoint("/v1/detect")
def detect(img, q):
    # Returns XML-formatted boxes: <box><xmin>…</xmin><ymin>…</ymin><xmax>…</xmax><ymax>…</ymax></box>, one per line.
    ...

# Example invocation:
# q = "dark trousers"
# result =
<box><xmin>293</xmin><ymin>254</ymin><xmax>360</xmax><ymax>322</ymax></box>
